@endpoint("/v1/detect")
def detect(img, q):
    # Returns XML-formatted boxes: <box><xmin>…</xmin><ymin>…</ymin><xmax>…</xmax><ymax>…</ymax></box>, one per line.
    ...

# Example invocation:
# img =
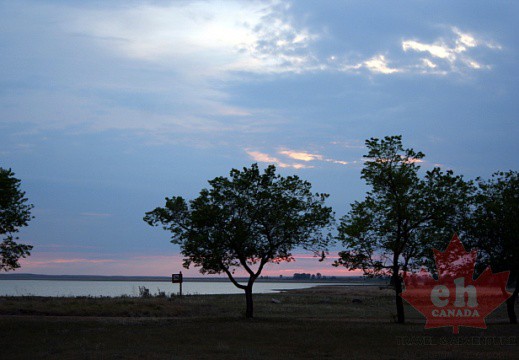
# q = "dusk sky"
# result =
<box><xmin>1</xmin><ymin>1</ymin><xmax>517</xmax><ymax>277</ymax></box>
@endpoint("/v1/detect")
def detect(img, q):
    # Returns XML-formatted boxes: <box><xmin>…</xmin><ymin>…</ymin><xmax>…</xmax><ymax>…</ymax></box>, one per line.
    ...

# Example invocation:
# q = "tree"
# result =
<box><xmin>0</xmin><ymin>167</ymin><xmax>34</xmax><ymax>271</ymax></box>
<box><xmin>334</xmin><ymin>136</ymin><xmax>473</xmax><ymax>323</ymax></box>
<box><xmin>467</xmin><ymin>171</ymin><xmax>519</xmax><ymax>323</ymax></box>
<box><xmin>144</xmin><ymin>164</ymin><xmax>334</xmax><ymax>318</ymax></box>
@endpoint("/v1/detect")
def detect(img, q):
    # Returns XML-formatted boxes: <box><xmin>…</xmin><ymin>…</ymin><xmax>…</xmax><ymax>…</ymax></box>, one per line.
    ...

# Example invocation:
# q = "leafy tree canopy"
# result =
<box><xmin>0</xmin><ymin>167</ymin><xmax>34</xmax><ymax>271</ymax></box>
<box><xmin>335</xmin><ymin>135</ymin><xmax>473</xmax><ymax>323</ymax></box>
<box><xmin>144</xmin><ymin>164</ymin><xmax>334</xmax><ymax>317</ymax></box>
<box><xmin>467</xmin><ymin>170</ymin><xmax>519</xmax><ymax>323</ymax></box>
<box><xmin>470</xmin><ymin>171</ymin><xmax>519</xmax><ymax>273</ymax></box>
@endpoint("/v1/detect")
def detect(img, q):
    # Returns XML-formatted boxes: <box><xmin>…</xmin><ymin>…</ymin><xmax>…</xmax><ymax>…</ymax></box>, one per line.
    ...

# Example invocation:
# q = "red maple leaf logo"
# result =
<box><xmin>401</xmin><ymin>234</ymin><xmax>511</xmax><ymax>334</ymax></box>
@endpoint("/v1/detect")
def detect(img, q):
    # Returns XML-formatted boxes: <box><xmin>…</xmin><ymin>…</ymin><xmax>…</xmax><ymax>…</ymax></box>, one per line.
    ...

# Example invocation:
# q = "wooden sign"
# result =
<box><xmin>172</xmin><ymin>272</ymin><xmax>183</xmax><ymax>296</ymax></box>
<box><xmin>172</xmin><ymin>272</ymin><xmax>183</xmax><ymax>283</ymax></box>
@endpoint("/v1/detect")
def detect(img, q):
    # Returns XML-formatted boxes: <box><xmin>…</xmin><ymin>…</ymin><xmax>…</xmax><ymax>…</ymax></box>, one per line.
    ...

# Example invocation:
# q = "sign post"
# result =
<box><xmin>172</xmin><ymin>271</ymin><xmax>183</xmax><ymax>296</ymax></box>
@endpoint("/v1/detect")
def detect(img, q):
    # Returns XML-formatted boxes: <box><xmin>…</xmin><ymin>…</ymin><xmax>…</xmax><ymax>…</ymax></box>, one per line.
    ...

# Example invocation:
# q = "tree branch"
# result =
<box><xmin>237</xmin><ymin>253</ymin><xmax>255</xmax><ymax>277</ymax></box>
<box><xmin>221</xmin><ymin>263</ymin><xmax>246</xmax><ymax>290</ymax></box>
<box><xmin>254</xmin><ymin>256</ymin><xmax>269</xmax><ymax>279</ymax></box>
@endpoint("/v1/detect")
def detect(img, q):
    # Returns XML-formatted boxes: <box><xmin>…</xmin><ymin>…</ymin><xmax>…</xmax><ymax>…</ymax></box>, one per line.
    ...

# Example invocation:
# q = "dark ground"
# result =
<box><xmin>0</xmin><ymin>286</ymin><xmax>517</xmax><ymax>359</ymax></box>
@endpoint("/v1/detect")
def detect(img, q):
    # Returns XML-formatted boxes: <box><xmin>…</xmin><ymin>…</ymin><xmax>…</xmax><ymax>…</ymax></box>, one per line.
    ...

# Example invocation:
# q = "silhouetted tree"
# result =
<box><xmin>144</xmin><ymin>164</ymin><xmax>333</xmax><ymax>318</ymax></box>
<box><xmin>0</xmin><ymin>168</ymin><xmax>34</xmax><ymax>271</ymax></box>
<box><xmin>467</xmin><ymin>171</ymin><xmax>519</xmax><ymax>323</ymax></box>
<box><xmin>334</xmin><ymin>136</ymin><xmax>473</xmax><ymax>323</ymax></box>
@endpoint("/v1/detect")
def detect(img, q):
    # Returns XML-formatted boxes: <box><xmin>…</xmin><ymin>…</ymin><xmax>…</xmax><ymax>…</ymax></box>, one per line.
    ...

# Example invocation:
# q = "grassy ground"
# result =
<box><xmin>0</xmin><ymin>286</ymin><xmax>517</xmax><ymax>359</ymax></box>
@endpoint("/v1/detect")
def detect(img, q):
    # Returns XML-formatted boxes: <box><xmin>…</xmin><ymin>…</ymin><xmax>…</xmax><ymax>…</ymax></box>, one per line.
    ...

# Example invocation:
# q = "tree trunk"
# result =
<box><xmin>245</xmin><ymin>285</ymin><xmax>254</xmax><ymax>319</ymax></box>
<box><xmin>506</xmin><ymin>276</ymin><xmax>518</xmax><ymax>324</ymax></box>
<box><xmin>392</xmin><ymin>267</ymin><xmax>405</xmax><ymax>323</ymax></box>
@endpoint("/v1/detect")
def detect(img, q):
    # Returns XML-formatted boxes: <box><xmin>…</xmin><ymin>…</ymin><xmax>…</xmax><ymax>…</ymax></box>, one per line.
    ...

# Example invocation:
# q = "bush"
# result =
<box><xmin>138</xmin><ymin>286</ymin><xmax>151</xmax><ymax>298</ymax></box>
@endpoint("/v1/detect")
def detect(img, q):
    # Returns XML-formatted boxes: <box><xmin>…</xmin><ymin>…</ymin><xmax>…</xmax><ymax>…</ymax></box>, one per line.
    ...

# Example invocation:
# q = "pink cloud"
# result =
<box><xmin>17</xmin><ymin>251</ymin><xmax>361</xmax><ymax>277</ymax></box>
<box><xmin>245</xmin><ymin>149</ymin><xmax>311</xmax><ymax>169</ymax></box>
<box><xmin>51</xmin><ymin>259</ymin><xmax>116</xmax><ymax>264</ymax></box>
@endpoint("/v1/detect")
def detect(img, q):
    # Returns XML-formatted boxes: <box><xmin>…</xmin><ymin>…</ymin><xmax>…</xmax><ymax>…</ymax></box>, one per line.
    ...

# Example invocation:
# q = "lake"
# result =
<box><xmin>0</xmin><ymin>280</ymin><xmax>352</xmax><ymax>297</ymax></box>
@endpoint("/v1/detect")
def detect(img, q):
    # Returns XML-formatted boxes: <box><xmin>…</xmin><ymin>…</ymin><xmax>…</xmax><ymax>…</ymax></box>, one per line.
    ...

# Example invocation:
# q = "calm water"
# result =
<box><xmin>0</xmin><ymin>280</ymin><xmax>349</xmax><ymax>297</ymax></box>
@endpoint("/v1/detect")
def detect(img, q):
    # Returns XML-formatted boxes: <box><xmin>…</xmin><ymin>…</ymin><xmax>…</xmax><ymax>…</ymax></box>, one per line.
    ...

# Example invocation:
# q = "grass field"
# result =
<box><xmin>1</xmin><ymin>286</ymin><xmax>517</xmax><ymax>359</ymax></box>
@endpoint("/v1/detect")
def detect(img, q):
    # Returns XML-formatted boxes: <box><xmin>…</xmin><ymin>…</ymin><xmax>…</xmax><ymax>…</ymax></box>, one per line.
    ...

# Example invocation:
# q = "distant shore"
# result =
<box><xmin>0</xmin><ymin>273</ymin><xmax>387</xmax><ymax>284</ymax></box>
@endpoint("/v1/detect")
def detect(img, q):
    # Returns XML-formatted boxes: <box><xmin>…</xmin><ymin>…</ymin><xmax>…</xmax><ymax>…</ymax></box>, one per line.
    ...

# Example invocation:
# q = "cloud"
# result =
<box><xmin>6</xmin><ymin>0</ymin><xmax>319</xmax><ymax>140</ymax></box>
<box><xmin>0</xmin><ymin>1</ymin><xmax>504</xmax><ymax>146</ymax></box>
<box><xmin>403</xmin><ymin>40</ymin><xmax>453</xmax><ymax>60</ymax></box>
<box><xmin>26</xmin><ymin>258</ymin><xmax>117</xmax><ymax>265</ymax></box>
<box><xmin>335</xmin><ymin>27</ymin><xmax>500</xmax><ymax>76</ymax></box>
<box><xmin>71</xmin><ymin>3</ymin><xmax>498</xmax><ymax>81</ymax></box>
<box><xmin>326</xmin><ymin>159</ymin><xmax>351</xmax><ymax>165</ymax></box>
<box><xmin>18</xmin><ymin>252</ymin><xmax>358</xmax><ymax>276</ymax></box>
<box><xmin>421</xmin><ymin>58</ymin><xmax>438</xmax><ymax>69</ymax></box>
<box><xmin>402</xmin><ymin>27</ymin><xmax>499</xmax><ymax>73</ymax></box>
<box><xmin>336</xmin><ymin>55</ymin><xmax>403</xmax><ymax>75</ymax></box>
<box><xmin>245</xmin><ymin>150</ymin><xmax>311</xmax><ymax>169</ymax></box>
<box><xmin>69</xmin><ymin>1</ymin><xmax>319</xmax><ymax>75</ymax></box>
<box><xmin>363</xmin><ymin>55</ymin><xmax>402</xmax><ymax>74</ymax></box>
<box><xmin>247</xmin><ymin>148</ymin><xmax>353</xmax><ymax>168</ymax></box>
<box><xmin>18</xmin><ymin>252</ymin><xmax>189</xmax><ymax>276</ymax></box>
<box><xmin>404</xmin><ymin>158</ymin><xmax>424</xmax><ymax>164</ymax></box>
<box><xmin>370</xmin><ymin>156</ymin><xmax>425</xmax><ymax>165</ymax></box>
<box><xmin>279</xmin><ymin>150</ymin><xmax>323</xmax><ymax>162</ymax></box>
<box><xmin>279</xmin><ymin>148</ymin><xmax>352</xmax><ymax>165</ymax></box>
<box><xmin>53</xmin><ymin>259</ymin><xmax>116</xmax><ymax>264</ymax></box>
<box><xmin>0</xmin><ymin>1</ymin><xmax>316</xmax><ymax>141</ymax></box>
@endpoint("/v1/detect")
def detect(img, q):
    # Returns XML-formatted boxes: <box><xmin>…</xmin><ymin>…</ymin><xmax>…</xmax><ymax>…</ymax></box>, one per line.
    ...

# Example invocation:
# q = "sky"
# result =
<box><xmin>1</xmin><ymin>0</ymin><xmax>518</xmax><ymax>277</ymax></box>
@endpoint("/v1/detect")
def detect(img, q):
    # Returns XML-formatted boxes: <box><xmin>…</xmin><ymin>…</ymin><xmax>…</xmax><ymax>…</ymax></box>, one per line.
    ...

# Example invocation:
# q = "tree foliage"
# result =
<box><xmin>334</xmin><ymin>136</ymin><xmax>473</xmax><ymax>323</ymax></box>
<box><xmin>467</xmin><ymin>170</ymin><xmax>519</xmax><ymax>323</ymax></box>
<box><xmin>0</xmin><ymin>167</ymin><xmax>34</xmax><ymax>271</ymax></box>
<box><xmin>144</xmin><ymin>164</ymin><xmax>334</xmax><ymax>318</ymax></box>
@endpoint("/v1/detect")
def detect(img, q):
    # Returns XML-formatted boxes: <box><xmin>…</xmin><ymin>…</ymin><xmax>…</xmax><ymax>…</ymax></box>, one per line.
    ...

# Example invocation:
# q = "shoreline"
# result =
<box><xmin>0</xmin><ymin>273</ymin><xmax>387</xmax><ymax>284</ymax></box>
<box><xmin>0</xmin><ymin>283</ymin><xmax>389</xmax><ymax>299</ymax></box>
